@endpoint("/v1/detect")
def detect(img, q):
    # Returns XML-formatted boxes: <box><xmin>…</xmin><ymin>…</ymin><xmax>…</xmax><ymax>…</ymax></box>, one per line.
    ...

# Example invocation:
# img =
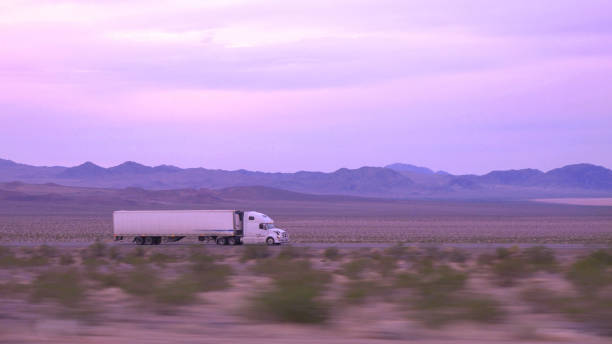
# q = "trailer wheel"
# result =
<box><xmin>216</xmin><ymin>237</ymin><xmax>227</xmax><ymax>245</ymax></box>
<box><xmin>134</xmin><ymin>236</ymin><xmax>144</xmax><ymax>245</ymax></box>
<box><xmin>266</xmin><ymin>237</ymin><xmax>275</xmax><ymax>246</ymax></box>
<box><xmin>144</xmin><ymin>236</ymin><xmax>154</xmax><ymax>245</ymax></box>
<box><xmin>227</xmin><ymin>237</ymin><xmax>237</xmax><ymax>245</ymax></box>
<box><xmin>153</xmin><ymin>237</ymin><xmax>161</xmax><ymax>245</ymax></box>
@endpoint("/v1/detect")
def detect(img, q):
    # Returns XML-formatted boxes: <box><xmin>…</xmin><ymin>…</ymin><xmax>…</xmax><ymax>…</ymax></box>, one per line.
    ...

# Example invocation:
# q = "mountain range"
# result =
<box><xmin>0</xmin><ymin>158</ymin><xmax>611</xmax><ymax>199</ymax></box>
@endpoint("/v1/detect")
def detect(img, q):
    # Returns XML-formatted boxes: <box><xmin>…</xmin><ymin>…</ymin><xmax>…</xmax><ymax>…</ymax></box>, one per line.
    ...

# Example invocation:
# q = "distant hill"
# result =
<box><xmin>479</xmin><ymin>169</ymin><xmax>544</xmax><ymax>185</ymax></box>
<box><xmin>0</xmin><ymin>158</ymin><xmax>611</xmax><ymax>199</ymax></box>
<box><xmin>59</xmin><ymin>162</ymin><xmax>108</xmax><ymax>178</ymax></box>
<box><xmin>385</xmin><ymin>163</ymin><xmax>449</xmax><ymax>175</ymax></box>
<box><xmin>0</xmin><ymin>182</ymin><xmax>372</xmax><ymax>208</ymax></box>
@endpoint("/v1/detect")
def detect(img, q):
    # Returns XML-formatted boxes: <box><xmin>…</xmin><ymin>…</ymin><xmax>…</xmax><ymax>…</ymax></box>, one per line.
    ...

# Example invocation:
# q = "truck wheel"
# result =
<box><xmin>227</xmin><ymin>237</ymin><xmax>237</xmax><ymax>245</ymax></box>
<box><xmin>266</xmin><ymin>237</ymin><xmax>275</xmax><ymax>246</ymax></box>
<box><xmin>144</xmin><ymin>236</ymin><xmax>154</xmax><ymax>245</ymax></box>
<box><xmin>153</xmin><ymin>237</ymin><xmax>161</xmax><ymax>245</ymax></box>
<box><xmin>134</xmin><ymin>236</ymin><xmax>144</xmax><ymax>245</ymax></box>
<box><xmin>216</xmin><ymin>237</ymin><xmax>227</xmax><ymax>245</ymax></box>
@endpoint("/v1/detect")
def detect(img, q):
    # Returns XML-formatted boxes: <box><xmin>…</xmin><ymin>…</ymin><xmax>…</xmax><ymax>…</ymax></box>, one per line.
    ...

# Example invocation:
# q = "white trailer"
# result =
<box><xmin>113</xmin><ymin>210</ymin><xmax>289</xmax><ymax>246</ymax></box>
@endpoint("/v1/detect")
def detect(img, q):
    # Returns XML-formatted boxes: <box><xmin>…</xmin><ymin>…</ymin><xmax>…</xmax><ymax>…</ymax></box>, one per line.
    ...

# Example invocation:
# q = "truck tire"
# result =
<box><xmin>144</xmin><ymin>236</ymin><xmax>154</xmax><ymax>245</ymax></box>
<box><xmin>153</xmin><ymin>237</ymin><xmax>161</xmax><ymax>245</ymax></box>
<box><xmin>227</xmin><ymin>237</ymin><xmax>237</xmax><ymax>245</ymax></box>
<box><xmin>134</xmin><ymin>236</ymin><xmax>144</xmax><ymax>245</ymax></box>
<box><xmin>216</xmin><ymin>237</ymin><xmax>227</xmax><ymax>245</ymax></box>
<box><xmin>266</xmin><ymin>237</ymin><xmax>275</xmax><ymax>246</ymax></box>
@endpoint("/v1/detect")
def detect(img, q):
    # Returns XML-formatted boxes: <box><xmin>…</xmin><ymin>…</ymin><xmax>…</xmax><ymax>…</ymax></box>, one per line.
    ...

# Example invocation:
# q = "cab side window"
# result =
<box><xmin>259</xmin><ymin>223</ymin><xmax>265</xmax><ymax>230</ymax></box>
<box><xmin>249</xmin><ymin>216</ymin><xmax>255</xmax><ymax>221</ymax></box>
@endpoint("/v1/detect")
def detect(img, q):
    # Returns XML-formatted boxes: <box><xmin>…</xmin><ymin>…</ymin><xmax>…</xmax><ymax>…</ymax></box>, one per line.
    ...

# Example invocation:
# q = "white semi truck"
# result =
<box><xmin>113</xmin><ymin>210</ymin><xmax>289</xmax><ymax>246</ymax></box>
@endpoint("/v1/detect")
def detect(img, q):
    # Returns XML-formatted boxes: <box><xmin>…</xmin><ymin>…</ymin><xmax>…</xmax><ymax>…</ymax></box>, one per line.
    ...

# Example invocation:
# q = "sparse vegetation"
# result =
<box><xmin>340</xmin><ymin>258</ymin><xmax>372</xmax><ymax>279</ymax></box>
<box><xmin>323</xmin><ymin>246</ymin><xmax>340</xmax><ymax>260</ymax></box>
<box><xmin>277</xmin><ymin>246</ymin><xmax>307</xmax><ymax>260</ymax></box>
<box><xmin>30</xmin><ymin>268</ymin><xmax>86</xmax><ymax>307</ymax></box>
<box><xmin>566</xmin><ymin>250</ymin><xmax>612</xmax><ymax>293</ymax></box>
<box><xmin>343</xmin><ymin>280</ymin><xmax>380</xmax><ymax>304</ymax></box>
<box><xmin>522</xmin><ymin>246</ymin><xmax>557</xmax><ymax>271</ymax></box>
<box><xmin>59</xmin><ymin>253</ymin><xmax>75</xmax><ymax>265</ymax></box>
<box><xmin>393</xmin><ymin>261</ymin><xmax>503</xmax><ymax>327</ymax></box>
<box><xmin>251</xmin><ymin>259</ymin><xmax>331</xmax><ymax>323</ymax></box>
<box><xmin>2</xmin><ymin>241</ymin><xmax>612</xmax><ymax>339</ymax></box>
<box><xmin>240</xmin><ymin>245</ymin><xmax>270</xmax><ymax>262</ymax></box>
<box><xmin>492</xmin><ymin>257</ymin><xmax>529</xmax><ymax>286</ymax></box>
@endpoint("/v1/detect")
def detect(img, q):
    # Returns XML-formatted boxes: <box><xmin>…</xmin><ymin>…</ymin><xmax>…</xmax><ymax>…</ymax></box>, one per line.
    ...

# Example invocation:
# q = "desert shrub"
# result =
<box><xmin>396</xmin><ymin>264</ymin><xmax>467</xmax><ymax>298</ymax></box>
<box><xmin>251</xmin><ymin>260</ymin><xmax>331</xmax><ymax>323</ymax></box>
<box><xmin>0</xmin><ymin>245</ymin><xmax>11</xmax><ymax>257</ymax></box>
<box><xmin>83</xmin><ymin>241</ymin><xmax>107</xmax><ymax>259</ymax></box>
<box><xmin>87</xmin><ymin>269</ymin><xmax>122</xmax><ymax>289</ymax></box>
<box><xmin>448</xmin><ymin>249</ymin><xmax>470</xmax><ymax>263</ymax></box>
<box><xmin>108</xmin><ymin>246</ymin><xmax>120</xmax><ymax>260</ymax></box>
<box><xmin>374</xmin><ymin>255</ymin><xmax>398</xmax><ymax>277</ymax></box>
<box><xmin>189</xmin><ymin>260</ymin><xmax>233</xmax><ymax>292</ymax></box>
<box><xmin>520</xmin><ymin>287</ymin><xmax>567</xmax><ymax>313</ymax></box>
<box><xmin>277</xmin><ymin>246</ymin><xmax>307</xmax><ymax>260</ymax></box>
<box><xmin>522</xmin><ymin>246</ymin><xmax>557</xmax><ymax>271</ymax></box>
<box><xmin>395</xmin><ymin>272</ymin><xmax>420</xmax><ymax>288</ymax></box>
<box><xmin>414</xmin><ymin>293</ymin><xmax>503</xmax><ymax>328</ymax></box>
<box><xmin>180</xmin><ymin>250</ymin><xmax>233</xmax><ymax>291</ymax></box>
<box><xmin>119</xmin><ymin>268</ymin><xmax>159</xmax><ymax>296</ymax></box>
<box><xmin>189</xmin><ymin>249</ymin><xmax>215</xmax><ymax>264</ymax></box>
<box><xmin>492</xmin><ymin>257</ymin><xmax>529</xmax><ymax>287</ymax></box>
<box><xmin>0</xmin><ymin>247</ymin><xmax>49</xmax><ymax>268</ymax></box>
<box><xmin>241</xmin><ymin>245</ymin><xmax>270</xmax><ymax>262</ymax></box>
<box><xmin>0</xmin><ymin>281</ymin><xmax>30</xmax><ymax>295</ymax></box>
<box><xmin>0</xmin><ymin>246</ymin><xmax>19</xmax><ymax>267</ymax></box>
<box><xmin>343</xmin><ymin>280</ymin><xmax>379</xmax><ymax>304</ymax></box>
<box><xmin>22</xmin><ymin>254</ymin><xmax>49</xmax><ymax>267</ymax></box>
<box><xmin>477</xmin><ymin>253</ymin><xmax>496</xmax><ymax>266</ymax></box>
<box><xmin>37</xmin><ymin>245</ymin><xmax>58</xmax><ymax>258</ymax></box>
<box><xmin>520</xmin><ymin>286</ymin><xmax>612</xmax><ymax>336</ymax></box>
<box><xmin>132</xmin><ymin>246</ymin><xmax>145</xmax><ymax>257</ymax></box>
<box><xmin>384</xmin><ymin>243</ymin><xmax>407</xmax><ymax>259</ymax></box>
<box><xmin>423</xmin><ymin>247</ymin><xmax>445</xmax><ymax>261</ymax></box>
<box><xmin>252</xmin><ymin>258</ymin><xmax>329</xmax><ymax>286</ymax></box>
<box><xmin>566</xmin><ymin>251</ymin><xmax>612</xmax><ymax>293</ymax></box>
<box><xmin>459</xmin><ymin>297</ymin><xmax>505</xmax><ymax>323</ymax></box>
<box><xmin>152</xmin><ymin>276</ymin><xmax>199</xmax><ymax>306</ymax></box>
<box><xmin>323</xmin><ymin>247</ymin><xmax>340</xmax><ymax>260</ymax></box>
<box><xmin>340</xmin><ymin>258</ymin><xmax>372</xmax><ymax>280</ymax></box>
<box><xmin>496</xmin><ymin>247</ymin><xmax>514</xmax><ymax>260</ymax></box>
<box><xmin>589</xmin><ymin>250</ymin><xmax>612</xmax><ymax>265</ymax></box>
<box><xmin>121</xmin><ymin>247</ymin><xmax>148</xmax><ymax>265</ymax></box>
<box><xmin>395</xmin><ymin>264</ymin><xmax>489</xmax><ymax>327</ymax></box>
<box><xmin>419</xmin><ymin>265</ymin><xmax>467</xmax><ymax>297</ymax></box>
<box><xmin>30</xmin><ymin>269</ymin><xmax>86</xmax><ymax>307</ymax></box>
<box><xmin>149</xmin><ymin>252</ymin><xmax>176</xmax><ymax>265</ymax></box>
<box><xmin>59</xmin><ymin>253</ymin><xmax>75</xmax><ymax>265</ymax></box>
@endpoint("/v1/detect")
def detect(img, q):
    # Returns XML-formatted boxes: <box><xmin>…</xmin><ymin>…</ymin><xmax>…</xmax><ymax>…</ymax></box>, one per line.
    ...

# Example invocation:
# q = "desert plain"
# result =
<box><xmin>1</xmin><ymin>185</ymin><xmax>612</xmax><ymax>343</ymax></box>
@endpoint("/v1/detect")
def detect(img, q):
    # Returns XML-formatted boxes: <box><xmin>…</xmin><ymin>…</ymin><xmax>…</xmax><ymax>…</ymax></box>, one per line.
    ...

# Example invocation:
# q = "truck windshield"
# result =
<box><xmin>265</xmin><ymin>223</ymin><xmax>275</xmax><ymax>230</ymax></box>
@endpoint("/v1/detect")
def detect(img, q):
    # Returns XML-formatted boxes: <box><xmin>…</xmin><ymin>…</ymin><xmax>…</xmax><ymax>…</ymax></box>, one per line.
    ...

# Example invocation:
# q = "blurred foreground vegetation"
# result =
<box><xmin>0</xmin><ymin>243</ymin><xmax>611</xmax><ymax>337</ymax></box>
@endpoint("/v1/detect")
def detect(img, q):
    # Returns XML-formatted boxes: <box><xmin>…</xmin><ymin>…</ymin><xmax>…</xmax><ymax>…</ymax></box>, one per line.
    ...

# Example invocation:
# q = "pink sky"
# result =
<box><xmin>1</xmin><ymin>0</ymin><xmax>611</xmax><ymax>174</ymax></box>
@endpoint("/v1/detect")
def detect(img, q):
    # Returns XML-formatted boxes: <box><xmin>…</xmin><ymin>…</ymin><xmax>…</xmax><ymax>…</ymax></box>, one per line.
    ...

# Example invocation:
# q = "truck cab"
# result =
<box><xmin>242</xmin><ymin>211</ymin><xmax>289</xmax><ymax>245</ymax></box>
